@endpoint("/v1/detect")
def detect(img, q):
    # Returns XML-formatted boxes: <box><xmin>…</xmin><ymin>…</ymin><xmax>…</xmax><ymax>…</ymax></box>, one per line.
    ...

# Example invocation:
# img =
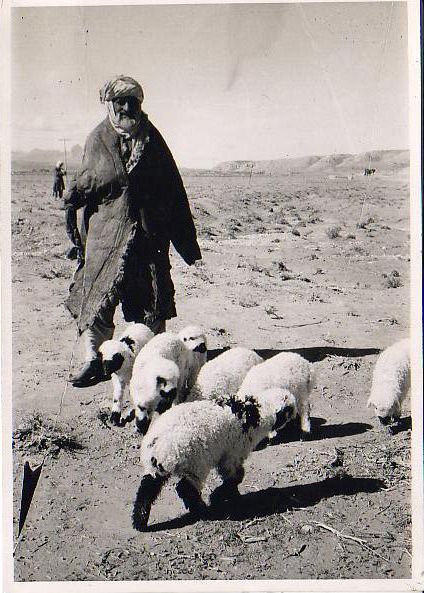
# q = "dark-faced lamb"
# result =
<box><xmin>177</xmin><ymin>325</ymin><xmax>208</xmax><ymax>391</ymax></box>
<box><xmin>97</xmin><ymin>323</ymin><xmax>154</xmax><ymax>425</ymax></box>
<box><xmin>237</xmin><ymin>352</ymin><xmax>314</xmax><ymax>434</ymax></box>
<box><xmin>132</xmin><ymin>387</ymin><xmax>297</xmax><ymax>530</ymax></box>
<box><xmin>129</xmin><ymin>332</ymin><xmax>191</xmax><ymax>434</ymax></box>
<box><xmin>367</xmin><ymin>338</ymin><xmax>410</xmax><ymax>428</ymax></box>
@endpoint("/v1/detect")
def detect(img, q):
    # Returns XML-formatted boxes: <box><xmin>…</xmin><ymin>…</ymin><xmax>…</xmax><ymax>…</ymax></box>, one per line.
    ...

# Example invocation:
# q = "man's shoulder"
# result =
<box><xmin>86</xmin><ymin>118</ymin><xmax>111</xmax><ymax>143</ymax></box>
<box><xmin>84</xmin><ymin>118</ymin><xmax>118</xmax><ymax>154</ymax></box>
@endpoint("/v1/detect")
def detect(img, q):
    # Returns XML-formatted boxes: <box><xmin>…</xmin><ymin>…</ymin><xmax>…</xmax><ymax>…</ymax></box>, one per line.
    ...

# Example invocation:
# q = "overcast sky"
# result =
<box><xmin>12</xmin><ymin>2</ymin><xmax>409</xmax><ymax>168</ymax></box>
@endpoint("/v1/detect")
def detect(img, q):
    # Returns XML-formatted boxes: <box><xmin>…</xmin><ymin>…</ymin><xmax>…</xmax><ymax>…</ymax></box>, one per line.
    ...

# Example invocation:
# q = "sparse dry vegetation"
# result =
<box><xmin>12</xmin><ymin>169</ymin><xmax>411</xmax><ymax>581</ymax></box>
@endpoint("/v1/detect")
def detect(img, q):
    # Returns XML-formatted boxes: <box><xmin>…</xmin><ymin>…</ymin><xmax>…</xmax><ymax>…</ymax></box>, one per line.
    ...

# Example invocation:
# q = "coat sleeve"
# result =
<box><xmin>63</xmin><ymin>132</ymin><xmax>98</xmax><ymax>249</ymax></box>
<box><xmin>152</xmin><ymin>127</ymin><xmax>202</xmax><ymax>265</ymax></box>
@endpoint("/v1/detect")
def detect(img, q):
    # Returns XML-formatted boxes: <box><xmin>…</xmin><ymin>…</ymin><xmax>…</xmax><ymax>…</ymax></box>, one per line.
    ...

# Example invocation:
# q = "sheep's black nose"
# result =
<box><xmin>273</xmin><ymin>405</ymin><xmax>295</xmax><ymax>431</ymax></box>
<box><xmin>136</xmin><ymin>416</ymin><xmax>151</xmax><ymax>435</ymax></box>
<box><xmin>102</xmin><ymin>362</ymin><xmax>114</xmax><ymax>379</ymax></box>
<box><xmin>193</xmin><ymin>343</ymin><xmax>207</xmax><ymax>354</ymax></box>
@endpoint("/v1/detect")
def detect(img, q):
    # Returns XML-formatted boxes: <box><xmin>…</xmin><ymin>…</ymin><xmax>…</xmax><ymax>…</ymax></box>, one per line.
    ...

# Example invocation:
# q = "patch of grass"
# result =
<box><xmin>356</xmin><ymin>217</ymin><xmax>375</xmax><ymax>229</ymax></box>
<box><xmin>239</xmin><ymin>299</ymin><xmax>258</xmax><ymax>308</ymax></box>
<box><xmin>383</xmin><ymin>270</ymin><xmax>402</xmax><ymax>288</ymax></box>
<box><xmin>264</xmin><ymin>305</ymin><xmax>284</xmax><ymax>319</ymax></box>
<box><xmin>13</xmin><ymin>412</ymin><xmax>84</xmax><ymax>456</ymax></box>
<box><xmin>326</xmin><ymin>225</ymin><xmax>342</xmax><ymax>239</ymax></box>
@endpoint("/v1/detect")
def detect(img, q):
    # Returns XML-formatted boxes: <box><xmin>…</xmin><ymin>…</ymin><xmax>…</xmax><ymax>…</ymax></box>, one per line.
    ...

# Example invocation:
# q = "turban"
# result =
<box><xmin>99</xmin><ymin>75</ymin><xmax>144</xmax><ymax>104</ymax></box>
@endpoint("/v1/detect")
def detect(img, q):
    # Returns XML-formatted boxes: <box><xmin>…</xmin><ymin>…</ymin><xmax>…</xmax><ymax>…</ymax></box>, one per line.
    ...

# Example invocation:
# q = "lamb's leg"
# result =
<box><xmin>298</xmin><ymin>400</ymin><xmax>311</xmax><ymax>435</ymax></box>
<box><xmin>110</xmin><ymin>374</ymin><xmax>125</xmax><ymax>426</ymax></box>
<box><xmin>391</xmin><ymin>401</ymin><xmax>401</xmax><ymax>424</ymax></box>
<box><xmin>132</xmin><ymin>473</ymin><xmax>166</xmax><ymax>531</ymax></box>
<box><xmin>211</xmin><ymin>463</ymin><xmax>245</xmax><ymax>506</ymax></box>
<box><xmin>175</xmin><ymin>477</ymin><xmax>207</xmax><ymax>518</ymax></box>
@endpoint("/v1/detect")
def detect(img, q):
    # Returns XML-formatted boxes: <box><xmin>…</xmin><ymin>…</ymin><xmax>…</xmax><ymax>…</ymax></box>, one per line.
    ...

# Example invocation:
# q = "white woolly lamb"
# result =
<box><xmin>237</xmin><ymin>352</ymin><xmax>314</xmax><ymax>434</ymax></box>
<box><xmin>187</xmin><ymin>347</ymin><xmax>263</xmax><ymax>402</ymax></box>
<box><xmin>132</xmin><ymin>387</ymin><xmax>297</xmax><ymax>530</ymax></box>
<box><xmin>98</xmin><ymin>323</ymin><xmax>154</xmax><ymax>426</ymax></box>
<box><xmin>129</xmin><ymin>332</ymin><xmax>191</xmax><ymax>434</ymax></box>
<box><xmin>178</xmin><ymin>325</ymin><xmax>208</xmax><ymax>389</ymax></box>
<box><xmin>367</xmin><ymin>338</ymin><xmax>410</xmax><ymax>425</ymax></box>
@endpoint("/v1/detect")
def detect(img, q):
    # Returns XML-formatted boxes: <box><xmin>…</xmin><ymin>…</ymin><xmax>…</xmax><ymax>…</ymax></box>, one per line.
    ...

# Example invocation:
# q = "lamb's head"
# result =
<box><xmin>133</xmin><ymin>357</ymin><xmax>180</xmax><ymax>435</ymax></box>
<box><xmin>258</xmin><ymin>388</ymin><xmax>298</xmax><ymax>432</ymax></box>
<box><xmin>367</xmin><ymin>399</ymin><xmax>398</xmax><ymax>423</ymax></box>
<box><xmin>215</xmin><ymin>394</ymin><xmax>261</xmax><ymax>433</ymax></box>
<box><xmin>178</xmin><ymin>325</ymin><xmax>207</xmax><ymax>357</ymax></box>
<box><xmin>98</xmin><ymin>340</ymin><xmax>131</xmax><ymax>379</ymax></box>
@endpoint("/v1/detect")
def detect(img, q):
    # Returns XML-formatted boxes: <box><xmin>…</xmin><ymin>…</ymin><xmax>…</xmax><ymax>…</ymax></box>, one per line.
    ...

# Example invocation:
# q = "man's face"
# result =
<box><xmin>112</xmin><ymin>96</ymin><xmax>141</xmax><ymax>127</ymax></box>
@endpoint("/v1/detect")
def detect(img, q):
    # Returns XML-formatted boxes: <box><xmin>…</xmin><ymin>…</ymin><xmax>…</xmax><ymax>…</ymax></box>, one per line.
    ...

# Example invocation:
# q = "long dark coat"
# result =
<box><xmin>64</xmin><ymin>117</ymin><xmax>201</xmax><ymax>333</ymax></box>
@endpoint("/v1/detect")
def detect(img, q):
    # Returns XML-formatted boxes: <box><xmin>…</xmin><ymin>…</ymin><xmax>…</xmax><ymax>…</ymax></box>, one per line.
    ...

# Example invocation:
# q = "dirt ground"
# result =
<box><xmin>11</xmin><ymin>169</ymin><xmax>411</xmax><ymax>582</ymax></box>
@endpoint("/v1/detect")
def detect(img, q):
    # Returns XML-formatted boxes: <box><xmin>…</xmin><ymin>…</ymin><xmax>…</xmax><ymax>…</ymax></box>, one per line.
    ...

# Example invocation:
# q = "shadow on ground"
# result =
<box><xmin>207</xmin><ymin>346</ymin><xmax>381</xmax><ymax>363</ymax></box>
<box><xmin>270</xmin><ymin>417</ymin><xmax>373</xmax><ymax>444</ymax></box>
<box><xmin>389</xmin><ymin>415</ymin><xmax>412</xmax><ymax>435</ymax></box>
<box><xmin>145</xmin><ymin>475</ymin><xmax>386</xmax><ymax>532</ymax></box>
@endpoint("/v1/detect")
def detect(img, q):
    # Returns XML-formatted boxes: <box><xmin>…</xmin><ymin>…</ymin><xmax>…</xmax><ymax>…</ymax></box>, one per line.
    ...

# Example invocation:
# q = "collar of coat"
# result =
<box><xmin>100</xmin><ymin>116</ymin><xmax>151</xmax><ymax>180</ymax></box>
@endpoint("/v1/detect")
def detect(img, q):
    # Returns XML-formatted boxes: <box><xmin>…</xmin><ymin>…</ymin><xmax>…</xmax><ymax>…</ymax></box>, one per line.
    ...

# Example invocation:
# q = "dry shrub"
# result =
<box><xmin>13</xmin><ymin>412</ymin><xmax>84</xmax><ymax>456</ymax></box>
<box><xmin>383</xmin><ymin>270</ymin><xmax>402</xmax><ymax>288</ymax></box>
<box><xmin>326</xmin><ymin>225</ymin><xmax>342</xmax><ymax>239</ymax></box>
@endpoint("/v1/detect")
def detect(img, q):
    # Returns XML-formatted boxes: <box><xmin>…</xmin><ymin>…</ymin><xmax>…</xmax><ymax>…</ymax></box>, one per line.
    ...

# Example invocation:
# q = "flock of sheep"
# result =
<box><xmin>95</xmin><ymin>324</ymin><xmax>411</xmax><ymax>531</ymax></box>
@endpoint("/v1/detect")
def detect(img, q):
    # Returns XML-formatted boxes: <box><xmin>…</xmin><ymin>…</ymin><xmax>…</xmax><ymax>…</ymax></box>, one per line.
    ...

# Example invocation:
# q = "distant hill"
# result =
<box><xmin>12</xmin><ymin>147</ymin><xmax>409</xmax><ymax>177</ymax></box>
<box><xmin>12</xmin><ymin>144</ymin><xmax>83</xmax><ymax>171</ymax></box>
<box><xmin>213</xmin><ymin>149</ymin><xmax>409</xmax><ymax>176</ymax></box>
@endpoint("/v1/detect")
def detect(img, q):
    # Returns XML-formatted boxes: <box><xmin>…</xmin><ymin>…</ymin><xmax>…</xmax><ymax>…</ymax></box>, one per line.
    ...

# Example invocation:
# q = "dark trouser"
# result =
<box><xmin>83</xmin><ymin>297</ymin><xmax>166</xmax><ymax>361</ymax></box>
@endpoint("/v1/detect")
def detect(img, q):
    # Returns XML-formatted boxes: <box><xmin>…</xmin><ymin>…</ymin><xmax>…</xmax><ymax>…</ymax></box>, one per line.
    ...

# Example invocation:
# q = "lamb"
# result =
<box><xmin>129</xmin><ymin>332</ymin><xmax>192</xmax><ymax>434</ymax></box>
<box><xmin>367</xmin><ymin>338</ymin><xmax>410</xmax><ymax>426</ymax></box>
<box><xmin>187</xmin><ymin>347</ymin><xmax>263</xmax><ymax>402</ymax></box>
<box><xmin>97</xmin><ymin>323</ymin><xmax>154</xmax><ymax>425</ymax></box>
<box><xmin>177</xmin><ymin>325</ymin><xmax>208</xmax><ymax>390</ymax></box>
<box><xmin>132</xmin><ymin>387</ymin><xmax>298</xmax><ymax>530</ymax></box>
<box><xmin>237</xmin><ymin>352</ymin><xmax>314</xmax><ymax>434</ymax></box>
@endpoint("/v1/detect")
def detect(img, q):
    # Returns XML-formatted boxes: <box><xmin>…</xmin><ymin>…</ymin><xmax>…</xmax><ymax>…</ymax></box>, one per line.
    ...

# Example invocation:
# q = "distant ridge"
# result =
<box><xmin>12</xmin><ymin>147</ymin><xmax>409</xmax><ymax>177</ymax></box>
<box><xmin>213</xmin><ymin>149</ymin><xmax>409</xmax><ymax>176</ymax></box>
<box><xmin>12</xmin><ymin>144</ymin><xmax>83</xmax><ymax>171</ymax></box>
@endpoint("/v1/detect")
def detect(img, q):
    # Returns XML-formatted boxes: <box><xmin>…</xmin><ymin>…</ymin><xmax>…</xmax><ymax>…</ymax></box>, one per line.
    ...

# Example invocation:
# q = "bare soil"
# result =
<box><xmin>11</xmin><ymin>170</ymin><xmax>411</xmax><ymax>581</ymax></box>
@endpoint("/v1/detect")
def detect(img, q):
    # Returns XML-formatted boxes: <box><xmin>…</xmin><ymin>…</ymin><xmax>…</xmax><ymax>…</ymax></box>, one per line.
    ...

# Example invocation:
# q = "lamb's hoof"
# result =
<box><xmin>254</xmin><ymin>437</ymin><xmax>269</xmax><ymax>451</ymax></box>
<box><xmin>110</xmin><ymin>411</ymin><xmax>122</xmax><ymax>426</ymax></box>
<box><xmin>70</xmin><ymin>358</ymin><xmax>105</xmax><ymax>388</ymax></box>
<box><xmin>189</xmin><ymin>500</ymin><xmax>209</xmax><ymax>520</ymax></box>
<box><xmin>300</xmin><ymin>430</ymin><xmax>312</xmax><ymax>441</ymax></box>
<box><xmin>210</xmin><ymin>485</ymin><xmax>240</xmax><ymax>507</ymax></box>
<box><xmin>121</xmin><ymin>409</ymin><xmax>135</xmax><ymax>426</ymax></box>
<box><xmin>132</xmin><ymin>509</ymin><xmax>149</xmax><ymax>532</ymax></box>
<box><xmin>377</xmin><ymin>416</ymin><xmax>394</xmax><ymax>435</ymax></box>
<box><xmin>66</xmin><ymin>246</ymin><xmax>78</xmax><ymax>260</ymax></box>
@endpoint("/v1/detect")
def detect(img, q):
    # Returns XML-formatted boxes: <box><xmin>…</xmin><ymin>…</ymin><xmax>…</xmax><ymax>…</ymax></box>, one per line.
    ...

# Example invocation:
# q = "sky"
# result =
<box><xmin>11</xmin><ymin>2</ymin><xmax>409</xmax><ymax>169</ymax></box>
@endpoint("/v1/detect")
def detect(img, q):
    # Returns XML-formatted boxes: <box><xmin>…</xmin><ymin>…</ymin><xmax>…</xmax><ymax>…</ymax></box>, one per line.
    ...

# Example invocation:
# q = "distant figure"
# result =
<box><xmin>53</xmin><ymin>161</ymin><xmax>66</xmax><ymax>198</ymax></box>
<box><xmin>364</xmin><ymin>168</ymin><xmax>376</xmax><ymax>176</ymax></box>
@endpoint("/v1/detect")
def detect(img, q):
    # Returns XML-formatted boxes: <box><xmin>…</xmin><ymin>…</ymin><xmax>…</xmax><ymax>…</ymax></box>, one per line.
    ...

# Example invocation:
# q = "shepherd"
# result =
<box><xmin>64</xmin><ymin>75</ymin><xmax>202</xmax><ymax>388</ymax></box>
<box><xmin>52</xmin><ymin>161</ymin><xmax>66</xmax><ymax>198</ymax></box>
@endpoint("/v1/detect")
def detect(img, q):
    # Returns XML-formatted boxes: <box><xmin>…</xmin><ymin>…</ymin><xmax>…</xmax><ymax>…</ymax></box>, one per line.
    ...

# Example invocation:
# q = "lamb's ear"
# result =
<box><xmin>120</xmin><ymin>336</ymin><xmax>136</xmax><ymax>352</ymax></box>
<box><xmin>240</xmin><ymin>396</ymin><xmax>261</xmax><ymax>433</ymax></box>
<box><xmin>112</xmin><ymin>352</ymin><xmax>125</xmax><ymax>371</ymax></box>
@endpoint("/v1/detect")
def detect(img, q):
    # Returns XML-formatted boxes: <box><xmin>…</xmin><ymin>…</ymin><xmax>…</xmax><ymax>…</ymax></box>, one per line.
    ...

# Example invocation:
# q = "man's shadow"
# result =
<box><xmin>146</xmin><ymin>475</ymin><xmax>386</xmax><ymax>532</ymax></box>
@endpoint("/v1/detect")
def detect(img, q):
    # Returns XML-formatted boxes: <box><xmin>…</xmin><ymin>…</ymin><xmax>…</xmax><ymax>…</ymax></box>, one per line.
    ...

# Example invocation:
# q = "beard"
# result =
<box><xmin>116</xmin><ymin>112</ymin><xmax>141</xmax><ymax>133</ymax></box>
